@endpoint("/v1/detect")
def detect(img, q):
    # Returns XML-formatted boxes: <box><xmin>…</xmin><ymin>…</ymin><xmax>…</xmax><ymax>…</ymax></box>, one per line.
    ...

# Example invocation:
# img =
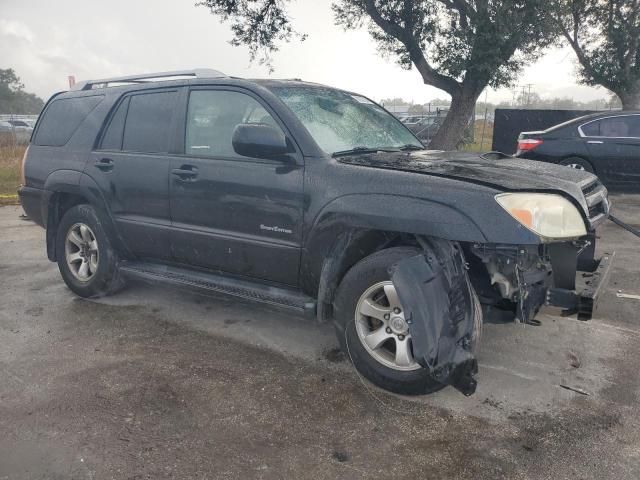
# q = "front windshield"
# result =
<box><xmin>270</xmin><ymin>86</ymin><xmax>423</xmax><ymax>155</ymax></box>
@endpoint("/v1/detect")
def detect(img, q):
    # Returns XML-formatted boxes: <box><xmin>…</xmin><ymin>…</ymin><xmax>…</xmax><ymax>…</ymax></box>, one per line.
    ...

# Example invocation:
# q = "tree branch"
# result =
<box><xmin>554</xmin><ymin>10</ymin><xmax>609</xmax><ymax>89</ymax></box>
<box><xmin>363</xmin><ymin>0</ymin><xmax>461</xmax><ymax>95</ymax></box>
<box><xmin>436</xmin><ymin>0</ymin><xmax>475</xmax><ymax>29</ymax></box>
<box><xmin>622</xmin><ymin>0</ymin><xmax>640</xmax><ymax>79</ymax></box>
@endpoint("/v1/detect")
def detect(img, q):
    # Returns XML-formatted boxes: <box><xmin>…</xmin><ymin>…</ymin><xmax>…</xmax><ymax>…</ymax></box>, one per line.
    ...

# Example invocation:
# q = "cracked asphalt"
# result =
<box><xmin>1</xmin><ymin>196</ymin><xmax>640</xmax><ymax>479</ymax></box>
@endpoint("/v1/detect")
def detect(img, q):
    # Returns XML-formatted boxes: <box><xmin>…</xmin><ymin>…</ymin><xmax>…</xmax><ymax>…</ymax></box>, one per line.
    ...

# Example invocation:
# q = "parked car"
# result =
<box><xmin>516</xmin><ymin>112</ymin><xmax>640</xmax><ymax>187</ymax></box>
<box><xmin>7</xmin><ymin>119</ymin><xmax>32</xmax><ymax>129</ymax></box>
<box><xmin>404</xmin><ymin>115</ymin><xmax>445</xmax><ymax>142</ymax></box>
<box><xmin>19</xmin><ymin>69</ymin><xmax>613</xmax><ymax>396</ymax></box>
<box><xmin>0</xmin><ymin>120</ymin><xmax>32</xmax><ymax>144</ymax></box>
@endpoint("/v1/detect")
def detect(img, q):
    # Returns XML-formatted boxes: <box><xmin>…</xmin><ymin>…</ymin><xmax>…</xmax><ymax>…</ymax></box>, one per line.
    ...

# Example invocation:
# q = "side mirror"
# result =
<box><xmin>232</xmin><ymin>123</ymin><xmax>290</xmax><ymax>159</ymax></box>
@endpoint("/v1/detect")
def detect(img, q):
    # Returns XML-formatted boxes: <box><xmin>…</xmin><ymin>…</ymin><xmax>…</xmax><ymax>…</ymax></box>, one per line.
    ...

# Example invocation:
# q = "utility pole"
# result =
<box><xmin>522</xmin><ymin>83</ymin><xmax>534</xmax><ymax>107</ymax></box>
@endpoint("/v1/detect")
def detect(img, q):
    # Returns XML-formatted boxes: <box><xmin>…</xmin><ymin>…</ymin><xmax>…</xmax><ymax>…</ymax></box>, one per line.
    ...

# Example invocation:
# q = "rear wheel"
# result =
<box><xmin>560</xmin><ymin>157</ymin><xmax>594</xmax><ymax>173</ymax></box>
<box><xmin>56</xmin><ymin>204</ymin><xmax>124</xmax><ymax>298</ymax></box>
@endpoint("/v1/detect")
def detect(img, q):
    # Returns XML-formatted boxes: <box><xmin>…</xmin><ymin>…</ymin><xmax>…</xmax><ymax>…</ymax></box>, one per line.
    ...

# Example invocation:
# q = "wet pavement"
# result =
<box><xmin>1</xmin><ymin>196</ymin><xmax>639</xmax><ymax>479</ymax></box>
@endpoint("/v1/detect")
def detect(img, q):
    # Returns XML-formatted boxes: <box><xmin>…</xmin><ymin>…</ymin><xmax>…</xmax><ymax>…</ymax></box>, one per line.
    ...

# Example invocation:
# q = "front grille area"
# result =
<box><xmin>581</xmin><ymin>179</ymin><xmax>608</xmax><ymax>227</ymax></box>
<box><xmin>588</xmin><ymin>201</ymin><xmax>606</xmax><ymax>218</ymax></box>
<box><xmin>582</xmin><ymin>180</ymin><xmax>602</xmax><ymax>197</ymax></box>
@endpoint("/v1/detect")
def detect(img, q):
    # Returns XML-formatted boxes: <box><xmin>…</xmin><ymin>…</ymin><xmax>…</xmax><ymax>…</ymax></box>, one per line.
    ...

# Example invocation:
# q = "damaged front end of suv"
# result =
<box><xmin>358</xmin><ymin>160</ymin><xmax>614</xmax><ymax>397</ymax></box>
<box><xmin>472</xmin><ymin>189</ymin><xmax>613</xmax><ymax>324</ymax></box>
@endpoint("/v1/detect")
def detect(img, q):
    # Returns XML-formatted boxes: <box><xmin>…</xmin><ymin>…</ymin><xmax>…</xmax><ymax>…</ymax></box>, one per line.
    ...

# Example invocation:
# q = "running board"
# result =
<box><xmin>119</xmin><ymin>261</ymin><xmax>317</xmax><ymax>316</ymax></box>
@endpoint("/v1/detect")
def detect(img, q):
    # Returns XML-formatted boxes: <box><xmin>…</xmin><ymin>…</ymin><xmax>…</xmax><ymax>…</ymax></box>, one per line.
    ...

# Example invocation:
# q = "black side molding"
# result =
<box><xmin>119</xmin><ymin>261</ymin><xmax>317</xmax><ymax>317</ymax></box>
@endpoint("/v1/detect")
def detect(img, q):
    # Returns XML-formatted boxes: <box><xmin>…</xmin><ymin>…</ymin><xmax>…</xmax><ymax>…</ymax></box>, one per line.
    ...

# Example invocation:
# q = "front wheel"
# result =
<box><xmin>55</xmin><ymin>204</ymin><xmax>124</xmax><ymax>298</ymax></box>
<box><xmin>334</xmin><ymin>246</ymin><xmax>482</xmax><ymax>395</ymax></box>
<box><xmin>334</xmin><ymin>248</ymin><xmax>446</xmax><ymax>395</ymax></box>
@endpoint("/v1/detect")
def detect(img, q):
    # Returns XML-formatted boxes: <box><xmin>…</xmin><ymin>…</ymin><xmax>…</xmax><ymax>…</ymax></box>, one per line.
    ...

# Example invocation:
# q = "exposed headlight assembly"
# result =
<box><xmin>495</xmin><ymin>193</ymin><xmax>587</xmax><ymax>241</ymax></box>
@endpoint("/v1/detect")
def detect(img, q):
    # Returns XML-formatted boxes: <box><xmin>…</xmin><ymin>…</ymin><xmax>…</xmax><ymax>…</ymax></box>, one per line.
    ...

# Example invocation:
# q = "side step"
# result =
<box><xmin>119</xmin><ymin>261</ymin><xmax>317</xmax><ymax>316</ymax></box>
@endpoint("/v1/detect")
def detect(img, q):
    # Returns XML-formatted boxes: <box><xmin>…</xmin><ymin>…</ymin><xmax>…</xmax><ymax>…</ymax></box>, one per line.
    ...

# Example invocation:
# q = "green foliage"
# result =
<box><xmin>197</xmin><ymin>0</ymin><xmax>306</xmax><ymax>70</ymax></box>
<box><xmin>197</xmin><ymin>1</ymin><xmax>558</xmax><ymax>148</ymax></box>
<box><xmin>554</xmin><ymin>0</ymin><xmax>640</xmax><ymax>108</ymax></box>
<box><xmin>0</xmin><ymin>68</ymin><xmax>44</xmax><ymax>115</ymax></box>
<box><xmin>333</xmin><ymin>1</ymin><xmax>555</xmax><ymax>93</ymax></box>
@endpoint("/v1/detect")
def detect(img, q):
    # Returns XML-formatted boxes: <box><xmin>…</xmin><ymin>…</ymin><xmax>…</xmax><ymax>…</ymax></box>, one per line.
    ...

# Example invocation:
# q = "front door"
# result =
<box><xmin>169</xmin><ymin>87</ymin><xmax>304</xmax><ymax>286</ymax></box>
<box><xmin>89</xmin><ymin>89</ymin><xmax>181</xmax><ymax>259</ymax></box>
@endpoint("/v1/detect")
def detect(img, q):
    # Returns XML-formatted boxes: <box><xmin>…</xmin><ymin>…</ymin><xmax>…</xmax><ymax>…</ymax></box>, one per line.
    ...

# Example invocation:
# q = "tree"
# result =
<box><xmin>0</xmin><ymin>68</ymin><xmax>44</xmax><ymax>115</ymax></box>
<box><xmin>428</xmin><ymin>97</ymin><xmax>452</xmax><ymax>107</ymax></box>
<box><xmin>380</xmin><ymin>97</ymin><xmax>410</xmax><ymax>107</ymax></box>
<box><xmin>554</xmin><ymin>0</ymin><xmax>640</xmax><ymax>109</ymax></box>
<box><xmin>198</xmin><ymin>1</ymin><xmax>557</xmax><ymax>149</ymax></box>
<box><xmin>408</xmin><ymin>103</ymin><xmax>426</xmax><ymax>114</ymax></box>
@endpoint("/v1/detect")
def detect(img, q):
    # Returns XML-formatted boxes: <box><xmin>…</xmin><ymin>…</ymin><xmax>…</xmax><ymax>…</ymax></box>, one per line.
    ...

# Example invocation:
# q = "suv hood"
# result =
<box><xmin>337</xmin><ymin>150</ymin><xmax>600</xmax><ymax>213</ymax></box>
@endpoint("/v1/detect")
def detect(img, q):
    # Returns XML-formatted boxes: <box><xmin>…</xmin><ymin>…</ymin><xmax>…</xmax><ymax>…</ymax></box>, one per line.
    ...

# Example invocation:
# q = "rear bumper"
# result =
<box><xmin>546</xmin><ymin>251</ymin><xmax>615</xmax><ymax>320</ymax></box>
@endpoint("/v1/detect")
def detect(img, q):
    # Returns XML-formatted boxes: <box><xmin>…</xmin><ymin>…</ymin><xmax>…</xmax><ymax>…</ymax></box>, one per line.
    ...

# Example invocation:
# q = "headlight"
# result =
<box><xmin>495</xmin><ymin>193</ymin><xmax>587</xmax><ymax>240</ymax></box>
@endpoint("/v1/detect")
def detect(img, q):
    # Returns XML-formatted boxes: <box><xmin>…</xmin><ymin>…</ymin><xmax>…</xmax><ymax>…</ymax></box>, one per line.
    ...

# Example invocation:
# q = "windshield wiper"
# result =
<box><xmin>332</xmin><ymin>145</ymin><xmax>423</xmax><ymax>157</ymax></box>
<box><xmin>332</xmin><ymin>147</ymin><xmax>386</xmax><ymax>157</ymax></box>
<box><xmin>398</xmin><ymin>144</ymin><xmax>425</xmax><ymax>151</ymax></box>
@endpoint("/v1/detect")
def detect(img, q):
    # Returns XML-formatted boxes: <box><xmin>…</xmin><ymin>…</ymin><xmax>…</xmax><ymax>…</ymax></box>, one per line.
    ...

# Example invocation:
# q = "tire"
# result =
<box><xmin>334</xmin><ymin>246</ymin><xmax>481</xmax><ymax>395</ymax></box>
<box><xmin>559</xmin><ymin>157</ymin><xmax>594</xmax><ymax>173</ymax></box>
<box><xmin>55</xmin><ymin>204</ymin><xmax>124</xmax><ymax>298</ymax></box>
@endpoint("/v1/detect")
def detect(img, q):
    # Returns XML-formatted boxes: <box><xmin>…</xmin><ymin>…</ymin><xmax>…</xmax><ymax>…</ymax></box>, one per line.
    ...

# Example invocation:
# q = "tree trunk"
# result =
<box><xmin>429</xmin><ymin>89</ymin><xmax>481</xmax><ymax>151</ymax></box>
<box><xmin>619</xmin><ymin>90</ymin><xmax>640</xmax><ymax>110</ymax></box>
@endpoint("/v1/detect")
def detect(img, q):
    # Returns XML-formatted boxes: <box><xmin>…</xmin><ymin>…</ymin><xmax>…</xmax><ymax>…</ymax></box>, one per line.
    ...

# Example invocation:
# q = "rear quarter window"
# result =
<box><xmin>34</xmin><ymin>95</ymin><xmax>103</xmax><ymax>146</ymax></box>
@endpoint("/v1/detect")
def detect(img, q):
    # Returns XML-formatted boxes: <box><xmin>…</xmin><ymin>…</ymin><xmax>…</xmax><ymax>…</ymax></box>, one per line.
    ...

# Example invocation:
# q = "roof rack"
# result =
<box><xmin>71</xmin><ymin>69</ymin><xmax>228</xmax><ymax>91</ymax></box>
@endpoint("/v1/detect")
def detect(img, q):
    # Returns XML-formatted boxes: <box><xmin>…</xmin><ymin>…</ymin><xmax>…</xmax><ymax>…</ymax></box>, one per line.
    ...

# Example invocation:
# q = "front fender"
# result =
<box><xmin>300</xmin><ymin>194</ymin><xmax>488</xmax><ymax>297</ymax></box>
<box><xmin>310</xmin><ymin>194</ymin><xmax>488</xmax><ymax>243</ymax></box>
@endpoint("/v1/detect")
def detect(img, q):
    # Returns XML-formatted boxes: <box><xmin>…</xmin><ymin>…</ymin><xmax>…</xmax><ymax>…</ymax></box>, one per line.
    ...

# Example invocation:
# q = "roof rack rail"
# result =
<box><xmin>71</xmin><ymin>69</ymin><xmax>228</xmax><ymax>91</ymax></box>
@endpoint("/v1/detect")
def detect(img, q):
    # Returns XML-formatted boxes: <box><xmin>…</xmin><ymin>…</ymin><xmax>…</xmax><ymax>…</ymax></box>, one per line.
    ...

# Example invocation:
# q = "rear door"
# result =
<box><xmin>169</xmin><ymin>87</ymin><xmax>304</xmax><ymax>285</ymax></box>
<box><xmin>581</xmin><ymin>114</ymin><xmax>640</xmax><ymax>183</ymax></box>
<box><xmin>89</xmin><ymin>88</ymin><xmax>181</xmax><ymax>259</ymax></box>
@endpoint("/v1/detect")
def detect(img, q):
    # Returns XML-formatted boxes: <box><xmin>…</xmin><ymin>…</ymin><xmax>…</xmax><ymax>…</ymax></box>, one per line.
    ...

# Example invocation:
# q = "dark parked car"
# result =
<box><xmin>516</xmin><ymin>112</ymin><xmax>640</xmax><ymax>187</ymax></box>
<box><xmin>19</xmin><ymin>69</ymin><xmax>613</xmax><ymax>396</ymax></box>
<box><xmin>7</xmin><ymin>119</ymin><xmax>31</xmax><ymax>128</ymax></box>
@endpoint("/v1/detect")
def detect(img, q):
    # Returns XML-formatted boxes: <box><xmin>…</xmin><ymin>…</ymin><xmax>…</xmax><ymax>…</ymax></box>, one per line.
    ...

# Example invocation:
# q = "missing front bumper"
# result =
<box><xmin>546</xmin><ymin>251</ymin><xmax>615</xmax><ymax>320</ymax></box>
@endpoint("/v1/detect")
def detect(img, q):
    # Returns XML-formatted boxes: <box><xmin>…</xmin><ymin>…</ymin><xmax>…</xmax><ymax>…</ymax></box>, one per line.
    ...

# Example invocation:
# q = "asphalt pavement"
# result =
<box><xmin>1</xmin><ymin>197</ymin><xmax>639</xmax><ymax>479</ymax></box>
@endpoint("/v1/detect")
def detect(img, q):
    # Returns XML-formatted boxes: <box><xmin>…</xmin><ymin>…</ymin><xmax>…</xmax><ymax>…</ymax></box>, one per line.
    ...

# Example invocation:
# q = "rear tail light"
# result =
<box><xmin>19</xmin><ymin>145</ymin><xmax>29</xmax><ymax>186</ymax></box>
<box><xmin>517</xmin><ymin>138</ymin><xmax>543</xmax><ymax>152</ymax></box>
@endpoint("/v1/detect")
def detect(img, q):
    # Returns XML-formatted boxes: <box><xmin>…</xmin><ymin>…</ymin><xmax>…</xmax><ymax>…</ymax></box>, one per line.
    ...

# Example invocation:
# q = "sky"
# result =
<box><xmin>0</xmin><ymin>0</ymin><xmax>610</xmax><ymax>105</ymax></box>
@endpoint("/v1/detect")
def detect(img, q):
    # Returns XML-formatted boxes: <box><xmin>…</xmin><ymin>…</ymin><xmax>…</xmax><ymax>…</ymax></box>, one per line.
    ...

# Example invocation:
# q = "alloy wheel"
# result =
<box><xmin>354</xmin><ymin>281</ymin><xmax>420</xmax><ymax>371</ymax></box>
<box><xmin>65</xmin><ymin>223</ymin><xmax>99</xmax><ymax>282</ymax></box>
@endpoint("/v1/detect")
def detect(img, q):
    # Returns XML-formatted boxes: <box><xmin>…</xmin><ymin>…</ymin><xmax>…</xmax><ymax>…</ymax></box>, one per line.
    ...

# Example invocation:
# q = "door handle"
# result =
<box><xmin>588</xmin><ymin>140</ymin><xmax>604</xmax><ymax>144</ymax></box>
<box><xmin>94</xmin><ymin>158</ymin><xmax>114</xmax><ymax>172</ymax></box>
<box><xmin>171</xmin><ymin>165</ymin><xmax>198</xmax><ymax>181</ymax></box>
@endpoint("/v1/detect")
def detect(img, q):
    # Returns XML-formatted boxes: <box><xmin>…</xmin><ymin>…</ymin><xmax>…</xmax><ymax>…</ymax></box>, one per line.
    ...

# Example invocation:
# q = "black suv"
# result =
<box><xmin>516</xmin><ymin>112</ymin><xmax>640</xmax><ymax>187</ymax></box>
<box><xmin>19</xmin><ymin>69</ymin><xmax>613</xmax><ymax>396</ymax></box>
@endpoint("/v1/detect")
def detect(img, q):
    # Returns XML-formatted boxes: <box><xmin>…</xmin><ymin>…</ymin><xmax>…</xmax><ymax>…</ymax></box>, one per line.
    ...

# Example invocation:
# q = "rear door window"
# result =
<box><xmin>34</xmin><ymin>95</ymin><xmax>103</xmax><ymax>146</ymax></box>
<box><xmin>581</xmin><ymin>115</ymin><xmax>640</xmax><ymax>138</ymax></box>
<box><xmin>100</xmin><ymin>97</ymin><xmax>130</xmax><ymax>150</ymax></box>
<box><xmin>122</xmin><ymin>91</ymin><xmax>178</xmax><ymax>153</ymax></box>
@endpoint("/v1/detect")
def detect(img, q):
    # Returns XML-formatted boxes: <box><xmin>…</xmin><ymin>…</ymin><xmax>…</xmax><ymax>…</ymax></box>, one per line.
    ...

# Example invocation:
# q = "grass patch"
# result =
<box><xmin>0</xmin><ymin>143</ymin><xmax>25</xmax><ymax>204</ymax></box>
<box><xmin>461</xmin><ymin>119</ymin><xmax>494</xmax><ymax>153</ymax></box>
